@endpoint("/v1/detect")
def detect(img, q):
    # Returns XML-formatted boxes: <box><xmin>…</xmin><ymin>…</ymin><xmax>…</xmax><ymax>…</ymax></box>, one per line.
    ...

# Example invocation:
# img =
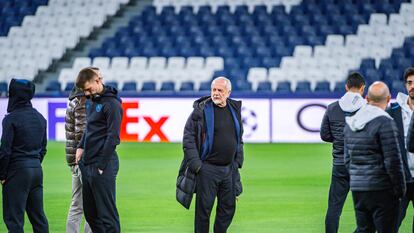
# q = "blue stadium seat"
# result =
<box><xmin>0</xmin><ymin>82</ymin><xmax>8</xmax><ymax>95</ymax></box>
<box><xmin>199</xmin><ymin>81</ymin><xmax>211</xmax><ymax>91</ymax></box>
<box><xmin>105</xmin><ymin>81</ymin><xmax>118</xmax><ymax>89</ymax></box>
<box><xmin>180</xmin><ymin>81</ymin><xmax>194</xmax><ymax>91</ymax></box>
<box><xmin>295</xmin><ymin>81</ymin><xmax>312</xmax><ymax>93</ymax></box>
<box><xmin>160</xmin><ymin>81</ymin><xmax>175</xmax><ymax>91</ymax></box>
<box><xmin>391</xmin><ymin>80</ymin><xmax>406</xmax><ymax>97</ymax></box>
<box><xmin>257</xmin><ymin>81</ymin><xmax>272</xmax><ymax>92</ymax></box>
<box><xmin>141</xmin><ymin>81</ymin><xmax>156</xmax><ymax>91</ymax></box>
<box><xmin>46</xmin><ymin>81</ymin><xmax>61</xmax><ymax>92</ymax></box>
<box><xmin>333</xmin><ymin>81</ymin><xmax>346</xmax><ymax>94</ymax></box>
<box><xmin>65</xmin><ymin>82</ymin><xmax>75</xmax><ymax>92</ymax></box>
<box><xmin>275</xmin><ymin>81</ymin><xmax>292</xmax><ymax>93</ymax></box>
<box><xmin>314</xmin><ymin>81</ymin><xmax>331</xmax><ymax>93</ymax></box>
<box><xmin>122</xmin><ymin>82</ymin><xmax>137</xmax><ymax>91</ymax></box>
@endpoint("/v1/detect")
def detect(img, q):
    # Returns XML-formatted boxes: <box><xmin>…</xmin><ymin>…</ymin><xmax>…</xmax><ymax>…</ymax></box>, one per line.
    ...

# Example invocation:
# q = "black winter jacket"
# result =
<box><xmin>320</xmin><ymin>92</ymin><xmax>365</xmax><ymax>165</ymax></box>
<box><xmin>344</xmin><ymin>105</ymin><xmax>405</xmax><ymax>197</ymax></box>
<box><xmin>0</xmin><ymin>79</ymin><xmax>47</xmax><ymax>180</ymax></box>
<box><xmin>176</xmin><ymin>96</ymin><xmax>244</xmax><ymax>209</ymax></box>
<box><xmin>78</xmin><ymin>85</ymin><xmax>123</xmax><ymax>170</ymax></box>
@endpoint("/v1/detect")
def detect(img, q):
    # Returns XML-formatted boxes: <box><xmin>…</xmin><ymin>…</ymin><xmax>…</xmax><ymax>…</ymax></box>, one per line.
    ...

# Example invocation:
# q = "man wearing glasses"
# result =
<box><xmin>391</xmin><ymin>67</ymin><xmax>414</xmax><ymax>231</ymax></box>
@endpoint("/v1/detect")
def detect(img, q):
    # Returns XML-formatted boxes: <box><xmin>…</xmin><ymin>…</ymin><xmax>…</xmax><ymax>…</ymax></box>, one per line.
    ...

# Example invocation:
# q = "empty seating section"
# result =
<box><xmin>84</xmin><ymin>0</ymin><xmax>411</xmax><ymax>94</ymax></box>
<box><xmin>0</xmin><ymin>0</ymin><xmax>127</xmax><ymax>83</ymax></box>
<box><xmin>58</xmin><ymin>56</ymin><xmax>223</xmax><ymax>92</ymax></box>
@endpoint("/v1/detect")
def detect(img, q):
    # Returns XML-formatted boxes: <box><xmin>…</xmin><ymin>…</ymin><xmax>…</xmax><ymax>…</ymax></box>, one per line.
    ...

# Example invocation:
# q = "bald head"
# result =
<box><xmin>366</xmin><ymin>81</ymin><xmax>390</xmax><ymax>110</ymax></box>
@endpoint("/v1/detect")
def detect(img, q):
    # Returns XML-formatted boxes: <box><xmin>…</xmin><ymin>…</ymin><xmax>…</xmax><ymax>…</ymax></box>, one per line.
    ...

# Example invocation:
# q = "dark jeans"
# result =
<box><xmin>325</xmin><ymin>165</ymin><xmax>352</xmax><ymax>233</ymax></box>
<box><xmin>352</xmin><ymin>189</ymin><xmax>400</xmax><ymax>233</ymax></box>
<box><xmin>80</xmin><ymin>158</ymin><xmax>120</xmax><ymax>233</ymax></box>
<box><xmin>195</xmin><ymin>163</ymin><xmax>236</xmax><ymax>233</ymax></box>
<box><xmin>2</xmin><ymin>167</ymin><xmax>49</xmax><ymax>233</ymax></box>
<box><xmin>397</xmin><ymin>182</ymin><xmax>414</xmax><ymax>232</ymax></box>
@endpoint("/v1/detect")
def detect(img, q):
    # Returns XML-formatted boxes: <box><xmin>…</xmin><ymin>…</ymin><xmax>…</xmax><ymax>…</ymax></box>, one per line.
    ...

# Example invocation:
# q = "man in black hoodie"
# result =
<box><xmin>0</xmin><ymin>79</ymin><xmax>49</xmax><ymax>233</ymax></box>
<box><xmin>75</xmin><ymin>67</ymin><xmax>123</xmax><ymax>233</ymax></box>
<box><xmin>320</xmin><ymin>72</ymin><xmax>366</xmax><ymax>233</ymax></box>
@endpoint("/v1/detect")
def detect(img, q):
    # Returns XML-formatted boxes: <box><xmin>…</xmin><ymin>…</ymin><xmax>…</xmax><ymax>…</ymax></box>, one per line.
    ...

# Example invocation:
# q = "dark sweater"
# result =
<box><xmin>206</xmin><ymin>104</ymin><xmax>237</xmax><ymax>166</ymax></box>
<box><xmin>79</xmin><ymin>85</ymin><xmax>123</xmax><ymax>170</ymax></box>
<box><xmin>0</xmin><ymin>79</ymin><xmax>47</xmax><ymax>180</ymax></box>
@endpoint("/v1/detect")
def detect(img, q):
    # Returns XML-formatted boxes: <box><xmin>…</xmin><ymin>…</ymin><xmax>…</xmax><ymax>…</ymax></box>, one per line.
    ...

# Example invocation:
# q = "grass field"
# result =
<box><xmin>0</xmin><ymin>142</ymin><xmax>412</xmax><ymax>232</ymax></box>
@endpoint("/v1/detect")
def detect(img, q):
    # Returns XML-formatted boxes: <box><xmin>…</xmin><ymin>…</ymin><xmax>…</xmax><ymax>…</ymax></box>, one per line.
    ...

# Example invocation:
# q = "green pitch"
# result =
<box><xmin>0</xmin><ymin>142</ymin><xmax>412</xmax><ymax>232</ymax></box>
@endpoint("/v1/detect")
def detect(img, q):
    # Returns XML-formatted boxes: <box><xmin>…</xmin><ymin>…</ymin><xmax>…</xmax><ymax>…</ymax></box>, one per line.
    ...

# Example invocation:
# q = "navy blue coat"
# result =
<box><xmin>176</xmin><ymin>96</ymin><xmax>244</xmax><ymax>209</ymax></box>
<box><xmin>0</xmin><ymin>79</ymin><xmax>47</xmax><ymax>180</ymax></box>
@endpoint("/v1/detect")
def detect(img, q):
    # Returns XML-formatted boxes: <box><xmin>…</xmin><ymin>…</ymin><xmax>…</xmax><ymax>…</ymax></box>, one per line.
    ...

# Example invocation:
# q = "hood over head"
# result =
<box><xmin>7</xmin><ymin>78</ymin><xmax>35</xmax><ymax>113</ymax></box>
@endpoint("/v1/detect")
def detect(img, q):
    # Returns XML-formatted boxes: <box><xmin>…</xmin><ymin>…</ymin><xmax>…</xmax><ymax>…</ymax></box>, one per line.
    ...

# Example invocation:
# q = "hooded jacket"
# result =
<box><xmin>386</xmin><ymin>93</ymin><xmax>414</xmax><ymax>183</ymax></box>
<box><xmin>176</xmin><ymin>96</ymin><xmax>244</xmax><ymax>209</ymax></box>
<box><xmin>320</xmin><ymin>92</ymin><xmax>366</xmax><ymax>165</ymax></box>
<box><xmin>65</xmin><ymin>86</ymin><xmax>86</xmax><ymax>166</ymax></box>
<box><xmin>78</xmin><ymin>85</ymin><xmax>123</xmax><ymax>170</ymax></box>
<box><xmin>344</xmin><ymin>104</ymin><xmax>405</xmax><ymax>197</ymax></box>
<box><xmin>0</xmin><ymin>79</ymin><xmax>47</xmax><ymax>180</ymax></box>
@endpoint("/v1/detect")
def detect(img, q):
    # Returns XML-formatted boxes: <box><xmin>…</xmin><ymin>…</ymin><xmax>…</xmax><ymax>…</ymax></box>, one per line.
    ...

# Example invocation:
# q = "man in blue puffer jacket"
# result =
<box><xmin>344</xmin><ymin>81</ymin><xmax>405</xmax><ymax>233</ymax></box>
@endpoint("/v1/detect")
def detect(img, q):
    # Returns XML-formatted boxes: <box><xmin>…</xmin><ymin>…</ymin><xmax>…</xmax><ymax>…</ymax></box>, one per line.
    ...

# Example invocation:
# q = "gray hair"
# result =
<box><xmin>211</xmin><ymin>76</ymin><xmax>232</xmax><ymax>91</ymax></box>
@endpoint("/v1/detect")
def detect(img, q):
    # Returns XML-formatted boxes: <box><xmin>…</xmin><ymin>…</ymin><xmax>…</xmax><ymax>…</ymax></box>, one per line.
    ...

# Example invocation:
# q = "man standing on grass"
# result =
<box><xmin>65</xmin><ymin>83</ymin><xmax>92</xmax><ymax>233</ymax></box>
<box><xmin>75</xmin><ymin>67</ymin><xmax>123</xmax><ymax>233</ymax></box>
<box><xmin>387</xmin><ymin>67</ymin><xmax>414</xmax><ymax>232</ymax></box>
<box><xmin>344</xmin><ymin>81</ymin><xmax>405</xmax><ymax>232</ymax></box>
<box><xmin>177</xmin><ymin>77</ymin><xmax>244</xmax><ymax>233</ymax></box>
<box><xmin>0</xmin><ymin>79</ymin><xmax>49</xmax><ymax>233</ymax></box>
<box><xmin>320</xmin><ymin>72</ymin><xmax>366</xmax><ymax>233</ymax></box>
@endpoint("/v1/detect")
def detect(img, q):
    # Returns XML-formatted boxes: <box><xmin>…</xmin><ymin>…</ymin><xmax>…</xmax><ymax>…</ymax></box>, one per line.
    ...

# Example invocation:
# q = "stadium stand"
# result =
<box><xmin>0</xmin><ymin>0</ymin><xmax>128</xmax><ymax>85</ymax></box>
<box><xmin>1</xmin><ymin>0</ymin><xmax>413</xmax><ymax>96</ymax></box>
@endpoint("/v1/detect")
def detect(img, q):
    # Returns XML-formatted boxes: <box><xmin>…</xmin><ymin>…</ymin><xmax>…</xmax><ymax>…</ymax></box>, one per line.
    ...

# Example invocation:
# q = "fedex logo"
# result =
<box><xmin>47</xmin><ymin>100</ymin><xmax>170</xmax><ymax>142</ymax></box>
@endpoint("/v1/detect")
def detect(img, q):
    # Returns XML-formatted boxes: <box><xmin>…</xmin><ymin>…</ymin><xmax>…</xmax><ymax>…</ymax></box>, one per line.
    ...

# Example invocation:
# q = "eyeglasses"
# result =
<box><xmin>406</xmin><ymin>80</ymin><xmax>414</xmax><ymax>86</ymax></box>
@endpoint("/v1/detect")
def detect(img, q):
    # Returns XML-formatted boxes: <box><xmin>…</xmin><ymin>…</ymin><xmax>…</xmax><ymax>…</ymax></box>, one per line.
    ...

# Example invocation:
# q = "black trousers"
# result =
<box><xmin>195</xmin><ymin>163</ymin><xmax>236</xmax><ymax>233</ymax></box>
<box><xmin>352</xmin><ymin>190</ymin><xmax>400</xmax><ymax>233</ymax></box>
<box><xmin>325</xmin><ymin>165</ymin><xmax>354</xmax><ymax>233</ymax></box>
<box><xmin>80</xmin><ymin>158</ymin><xmax>120</xmax><ymax>233</ymax></box>
<box><xmin>397</xmin><ymin>182</ymin><xmax>414</xmax><ymax>232</ymax></box>
<box><xmin>2</xmin><ymin>167</ymin><xmax>49</xmax><ymax>233</ymax></box>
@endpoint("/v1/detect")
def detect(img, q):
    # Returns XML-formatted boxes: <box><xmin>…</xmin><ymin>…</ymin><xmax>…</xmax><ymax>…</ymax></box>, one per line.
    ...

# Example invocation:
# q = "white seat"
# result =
<box><xmin>400</xmin><ymin>3</ymin><xmax>414</xmax><ymax>16</ymax></box>
<box><xmin>369</xmin><ymin>13</ymin><xmax>387</xmax><ymax>25</ymax></box>
<box><xmin>186</xmin><ymin>57</ymin><xmax>205</xmax><ymax>69</ymax></box>
<box><xmin>313</xmin><ymin>45</ymin><xmax>330</xmax><ymax>58</ymax></box>
<box><xmin>389</xmin><ymin>14</ymin><xmax>404</xmax><ymax>26</ymax></box>
<box><xmin>299</xmin><ymin>58</ymin><xmax>317</xmax><ymax>69</ymax></box>
<box><xmin>205</xmin><ymin>57</ymin><xmax>224</xmax><ymax>71</ymax></box>
<box><xmin>247</xmin><ymin>67</ymin><xmax>268</xmax><ymax>90</ymax></box>
<box><xmin>280</xmin><ymin>57</ymin><xmax>298</xmax><ymax>70</ymax></box>
<box><xmin>154</xmin><ymin>0</ymin><xmax>173</xmax><ymax>14</ymax></box>
<box><xmin>167</xmin><ymin>57</ymin><xmax>185</xmax><ymax>70</ymax></box>
<box><xmin>293</xmin><ymin>45</ymin><xmax>312</xmax><ymax>58</ymax></box>
<box><xmin>148</xmin><ymin>57</ymin><xmax>167</xmax><ymax>70</ymax></box>
<box><xmin>111</xmin><ymin>57</ymin><xmax>129</xmax><ymax>70</ymax></box>
<box><xmin>73</xmin><ymin>57</ymin><xmax>92</xmax><ymax>70</ymax></box>
<box><xmin>130</xmin><ymin>57</ymin><xmax>147</xmax><ymax>70</ymax></box>
<box><xmin>357</xmin><ymin>25</ymin><xmax>375</xmax><ymax>36</ymax></box>
<box><xmin>325</xmin><ymin>34</ymin><xmax>344</xmax><ymax>47</ymax></box>
<box><xmin>58</xmin><ymin>68</ymin><xmax>76</xmax><ymax>86</ymax></box>
<box><xmin>92</xmin><ymin>57</ymin><xmax>111</xmax><ymax>69</ymax></box>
